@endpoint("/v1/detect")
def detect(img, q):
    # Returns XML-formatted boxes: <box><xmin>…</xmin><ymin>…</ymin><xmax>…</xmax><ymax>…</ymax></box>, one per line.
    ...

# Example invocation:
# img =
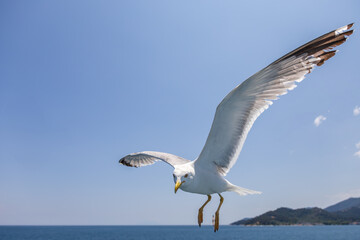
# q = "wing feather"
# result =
<box><xmin>119</xmin><ymin>151</ymin><xmax>190</xmax><ymax>168</ymax></box>
<box><xmin>195</xmin><ymin>24</ymin><xmax>354</xmax><ymax>175</ymax></box>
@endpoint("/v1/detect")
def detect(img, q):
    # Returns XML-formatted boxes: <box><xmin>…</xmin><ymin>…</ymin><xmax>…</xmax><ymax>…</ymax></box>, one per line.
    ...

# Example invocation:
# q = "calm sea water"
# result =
<box><xmin>1</xmin><ymin>225</ymin><xmax>360</xmax><ymax>240</ymax></box>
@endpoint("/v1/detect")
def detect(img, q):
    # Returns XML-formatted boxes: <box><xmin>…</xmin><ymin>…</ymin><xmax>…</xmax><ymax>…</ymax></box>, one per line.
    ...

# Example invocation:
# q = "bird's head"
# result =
<box><xmin>173</xmin><ymin>165</ymin><xmax>194</xmax><ymax>193</ymax></box>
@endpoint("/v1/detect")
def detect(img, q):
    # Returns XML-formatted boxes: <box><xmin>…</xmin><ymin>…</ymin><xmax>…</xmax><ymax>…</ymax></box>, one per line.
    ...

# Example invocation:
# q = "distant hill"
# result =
<box><xmin>231</xmin><ymin>197</ymin><xmax>360</xmax><ymax>226</ymax></box>
<box><xmin>325</xmin><ymin>197</ymin><xmax>360</xmax><ymax>212</ymax></box>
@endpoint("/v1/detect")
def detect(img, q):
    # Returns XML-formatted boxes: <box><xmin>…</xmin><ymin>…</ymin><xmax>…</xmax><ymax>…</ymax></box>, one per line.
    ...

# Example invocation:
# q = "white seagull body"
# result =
<box><xmin>119</xmin><ymin>24</ymin><xmax>354</xmax><ymax>231</ymax></box>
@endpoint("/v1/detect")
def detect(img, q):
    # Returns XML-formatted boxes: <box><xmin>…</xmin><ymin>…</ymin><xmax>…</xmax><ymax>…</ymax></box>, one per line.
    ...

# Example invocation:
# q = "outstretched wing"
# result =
<box><xmin>195</xmin><ymin>23</ymin><xmax>354</xmax><ymax>176</ymax></box>
<box><xmin>119</xmin><ymin>151</ymin><xmax>190</xmax><ymax>168</ymax></box>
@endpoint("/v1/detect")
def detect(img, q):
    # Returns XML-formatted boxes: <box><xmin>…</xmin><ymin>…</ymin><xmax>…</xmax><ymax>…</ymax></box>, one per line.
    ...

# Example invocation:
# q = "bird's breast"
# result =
<box><xmin>180</xmin><ymin>170</ymin><xmax>228</xmax><ymax>195</ymax></box>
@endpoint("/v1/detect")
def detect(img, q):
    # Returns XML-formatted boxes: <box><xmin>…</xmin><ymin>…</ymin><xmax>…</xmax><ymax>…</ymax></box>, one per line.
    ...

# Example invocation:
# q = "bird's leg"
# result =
<box><xmin>198</xmin><ymin>194</ymin><xmax>211</xmax><ymax>227</ymax></box>
<box><xmin>214</xmin><ymin>193</ymin><xmax>224</xmax><ymax>232</ymax></box>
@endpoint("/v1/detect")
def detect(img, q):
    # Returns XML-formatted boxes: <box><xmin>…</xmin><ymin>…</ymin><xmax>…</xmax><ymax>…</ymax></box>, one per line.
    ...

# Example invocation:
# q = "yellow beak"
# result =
<box><xmin>175</xmin><ymin>180</ymin><xmax>183</xmax><ymax>193</ymax></box>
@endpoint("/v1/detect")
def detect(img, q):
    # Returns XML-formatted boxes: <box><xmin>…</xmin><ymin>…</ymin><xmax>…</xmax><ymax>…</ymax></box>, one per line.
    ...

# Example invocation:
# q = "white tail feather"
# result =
<box><xmin>229</xmin><ymin>185</ymin><xmax>261</xmax><ymax>196</ymax></box>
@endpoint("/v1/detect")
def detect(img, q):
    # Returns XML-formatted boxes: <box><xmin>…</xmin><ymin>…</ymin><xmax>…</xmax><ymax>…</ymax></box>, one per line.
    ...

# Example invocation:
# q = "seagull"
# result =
<box><xmin>119</xmin><ymin>24</ymin><xmax>354</xmax><ymax>232</ymax></box>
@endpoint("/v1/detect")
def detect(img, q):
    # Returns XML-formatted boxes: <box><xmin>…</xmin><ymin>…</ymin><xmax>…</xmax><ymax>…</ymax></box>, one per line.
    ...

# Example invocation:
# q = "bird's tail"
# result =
<box><xmin>228</xmin><ymin>185</ymin><xmax>261</xmax><ymax>196</ymax></box>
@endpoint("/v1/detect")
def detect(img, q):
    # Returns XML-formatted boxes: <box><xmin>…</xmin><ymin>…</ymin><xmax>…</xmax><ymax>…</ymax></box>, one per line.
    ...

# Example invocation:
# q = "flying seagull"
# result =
<box><xmin>119</xmin><ymin>24</ymin><xmax>354</xmax><ymax>232</ymax></box>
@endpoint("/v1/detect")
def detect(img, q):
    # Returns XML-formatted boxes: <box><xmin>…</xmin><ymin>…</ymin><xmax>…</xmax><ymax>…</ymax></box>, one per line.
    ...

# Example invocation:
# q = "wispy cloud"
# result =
<box><xmin>314</xmin><ymin>115</ymin><xmax>326</xmax><ymax>127</ymax></box>
<box><xmin>354</xmin><ymin>106</ymin><xmax>360</xmax><ymax>116</ymax></box>
<box><xmin>355</xmin><ymin>141</ymin><xmax>360</xmax><ymax>158</ymax></box>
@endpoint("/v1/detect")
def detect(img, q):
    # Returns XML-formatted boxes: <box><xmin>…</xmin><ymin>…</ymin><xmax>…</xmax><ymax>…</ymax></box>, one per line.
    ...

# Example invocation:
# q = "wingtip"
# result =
<box><xmin>119</xmin><ymin>157</ymin><xmax>124</xmax><ymax>164</ymax></box>
<box><xmin>335</xmin><ymin>23</ymin><xmax>355</xmax><ymax>36</ymax></box>
<box><xmin>344</xmin><ymin>29</ymin><xmax>354</xmax><ymax>37</ymax></box>
<box><xmin>119</xmin><ymin>157</ymin><xmax>131</xmax><ymax>166</ymax></box>
<box><xmin>119</xmin><ymin>157</ymin><xmax>139</xmax><ymax>167</ymax></box>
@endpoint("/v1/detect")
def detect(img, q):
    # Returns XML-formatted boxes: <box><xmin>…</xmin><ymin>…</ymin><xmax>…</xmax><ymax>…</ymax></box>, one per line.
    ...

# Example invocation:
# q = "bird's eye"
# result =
<box><xmin>184</xmin><ymin>174</ymin><xmax>188</xmax><ymax>178</ymax></box>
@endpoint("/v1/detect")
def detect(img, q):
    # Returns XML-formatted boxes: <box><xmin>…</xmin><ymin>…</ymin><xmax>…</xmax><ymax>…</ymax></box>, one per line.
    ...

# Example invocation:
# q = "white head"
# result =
<box><xmin>173</xmin><ymin>163</ymin><xmax>194</xmax><ymax>193</ymax></box>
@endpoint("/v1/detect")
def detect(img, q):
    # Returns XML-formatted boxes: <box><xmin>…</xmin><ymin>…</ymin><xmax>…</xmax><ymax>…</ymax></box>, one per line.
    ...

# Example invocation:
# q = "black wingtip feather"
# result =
<box><xmin>271</xmin><ymin>23</ymin><xmax>354</xmax><ymax>68</ymax></box>
<box><xmin>119</xmin><ymin>157</ymin><xmax>135</xmax><ymax>167</ymax></box>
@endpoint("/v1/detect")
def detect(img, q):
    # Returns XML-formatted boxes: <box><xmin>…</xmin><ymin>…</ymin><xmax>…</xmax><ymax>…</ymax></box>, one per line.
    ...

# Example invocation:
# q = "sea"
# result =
<box><xmin>1</xmin><ymin>225</ymin><xmax>360</xmax><ymax>240</ymax></box>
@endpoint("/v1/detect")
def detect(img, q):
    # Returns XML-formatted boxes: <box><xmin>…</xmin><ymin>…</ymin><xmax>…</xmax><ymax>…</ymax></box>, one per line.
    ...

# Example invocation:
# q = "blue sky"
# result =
<box><xmin>0</xmin><ymin>0</ymin><xmax>359</xmax><ymax>225</ymax></box>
